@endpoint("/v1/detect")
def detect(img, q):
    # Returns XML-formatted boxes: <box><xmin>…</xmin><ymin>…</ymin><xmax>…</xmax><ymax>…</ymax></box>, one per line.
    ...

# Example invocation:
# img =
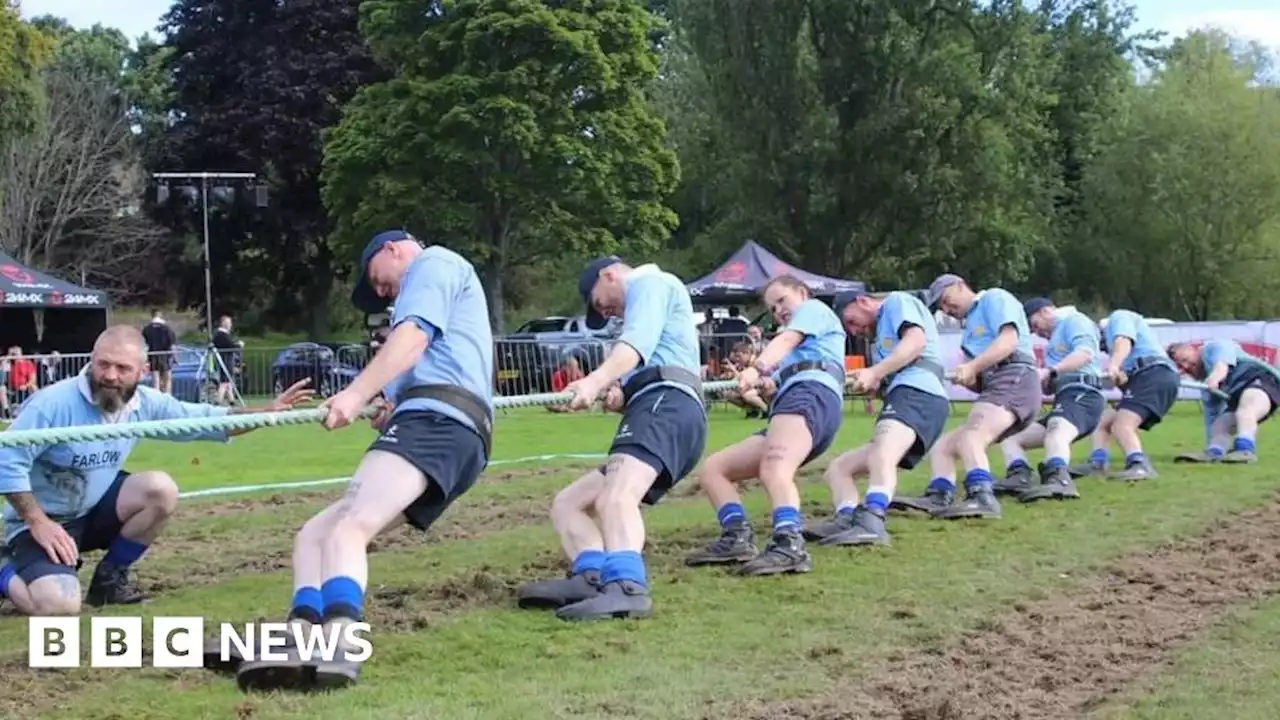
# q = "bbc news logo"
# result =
<box><xmin>28</xmin><ymin>617</ymin><xmax>373</xmax><ymax>668</ymax></box>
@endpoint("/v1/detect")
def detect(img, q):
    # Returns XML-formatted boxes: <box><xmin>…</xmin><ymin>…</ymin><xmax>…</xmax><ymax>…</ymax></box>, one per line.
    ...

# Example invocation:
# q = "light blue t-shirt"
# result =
<box><xmin>0</xmin><ymin>374</ymin><xmax>232</xmax><ymax>542</ymax></box>
<box><xmin>615</xmin><ymin>264</ymin><xmax>703</xmax><ymax>406</ymax></box>
<box><xmin>1046</xmin><ymin>311</ymin><xmax>1102</xmax><ymax>393</ymax></box>
<box><xmin>383</xmin><ymin>246</ymin><xmax>495</xmax><ymax>431</ymax></box>
<box><xmin>873</xmin><ymin>291</ymin><xmax>947</xmax><ymax>399</ymax></box>
<box><xmin>1103</xmin><ymin>310</ymin><xmax>1173</xmax><ymax>375</ymax></box>
<box><xmin>961</xmin><ymin>288</ymin><xmax>1034</xmax><ymax>361</ymax></box>
<box><xmin>774</xmin><ymin>298</ymin><xmax>847</xmax><ymax>399</ymax></box>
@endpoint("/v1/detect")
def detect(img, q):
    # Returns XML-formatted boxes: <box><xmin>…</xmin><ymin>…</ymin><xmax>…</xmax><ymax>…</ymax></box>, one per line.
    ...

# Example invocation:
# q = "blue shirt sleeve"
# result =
<box><xmin>786</xmin><ymin>299</ymin><xmax>835</xmax><ymax>338</ymax></box>
<box><xmin>617</xmin><ymin>274</ymin><xmax>671</xmax><ymax>364</ymax></box>
<box><xmin>982</xmin><ymin>290</ymin><xmax>1024</xmax><ymax>334</ymax></box>
<box><xmin>1107</xmin><ymin>311</ymin><xmax>1137</xmax><ymax>343</ymax></box>
<box><xmin>147</xmin><ymin>392</ymin><xmax>234</xmax><ymax>443</ymax></box>
<box><xmin>393</xmin><ymin>255</ymin><xmax>463</xmax><ymax>341</ymax></box>
<box><xmin>1062</xmin><ymin>314</ymin><xmax>1096</xmax><ymax>353</ymax></box>
<box><xmin>883</xmin><ymin>294</ymin><xmax>926</xmax><ymax>338</ymax></box>
<box><xmin>1202</xmin><ymin>341</ymin><xmax>1238</xmax><ymax>369</ymax></box>
<box><xmin>0</xmin><ymin>402</ymin><xmax>53</xmax><ymax>494</ymax></box>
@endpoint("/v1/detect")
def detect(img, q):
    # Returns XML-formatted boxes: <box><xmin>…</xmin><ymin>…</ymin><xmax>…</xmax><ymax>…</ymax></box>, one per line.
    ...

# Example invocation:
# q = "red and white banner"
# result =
<box><xmin>936</xmin><ymin>320</ymin><xmax>1280</xmax><ymax>402</ymax></box>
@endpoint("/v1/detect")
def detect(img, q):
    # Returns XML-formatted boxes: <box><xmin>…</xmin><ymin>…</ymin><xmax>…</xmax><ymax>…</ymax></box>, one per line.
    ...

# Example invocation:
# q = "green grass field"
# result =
<box><xmin>3</xmin><ymin>401</ymin><xmax>1280</xmax><ymax>720</ymax></box>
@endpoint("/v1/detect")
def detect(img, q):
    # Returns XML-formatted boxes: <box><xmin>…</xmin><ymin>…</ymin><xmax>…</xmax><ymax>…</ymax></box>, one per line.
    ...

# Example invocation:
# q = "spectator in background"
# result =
<box><xmin>720</xmin><ymin>341</ymin><xmax>772</xmax><ymax>419</ymax></box>
<box><xmin>141</xmin><ymin>309</ymin><xmax>177</xmax><ymax>395</ymax></box>
<box><xmin>40</xmin><ymin>351</ymin><xmax>61</xmax><ymax>388</ymax></box>
<box><xmin>6</xmin><ymin>346</ymin><xmax>37</xmax><ymax>414</ymax></box>
<box><xmin>746</xmin><ymin>325</ymin><xmax>765</xmax><ymax>354</ymax></box>
<box><xmin>547</xmin><ymin>355</ymin><xmax>586</xmax><ymax>413</ymax></box>
<box><xmin>0</xmin><ymin>355</ymin><xmax>9</xmax><ymax>419</ymax></box>
<box><xmin>212</xmin><ymin>315</ymin><xmax>243</xmax><ymax>406</ymax></box>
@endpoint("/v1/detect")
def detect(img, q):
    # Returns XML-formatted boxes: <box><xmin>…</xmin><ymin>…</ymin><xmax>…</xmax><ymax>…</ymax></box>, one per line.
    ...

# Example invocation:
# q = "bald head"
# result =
<box><xmin>89</xmin><ymin>325</ymin><xmax>147</xmax><ymax>412</ymax></box>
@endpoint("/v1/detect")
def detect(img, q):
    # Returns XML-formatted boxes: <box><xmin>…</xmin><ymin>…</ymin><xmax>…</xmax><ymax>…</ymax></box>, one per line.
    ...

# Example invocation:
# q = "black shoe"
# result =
<box><xmin>517</xmin><ymin>570</ymin><xmax>601</xmax><ymax>609</ymax></box>
<box><xmin>686</xmin><ymin>522</ymin><xmax>758</xmax><ymax>566</ymax></box>
<box><xmin>85</xmin><ymin>561</ymin><xmax>145</xmax><ymax>607</ymax></box>
<box><xmin>930</xmin><ymin>484</ymin><xmax>1002</xmax><ymax>520</ymax></box>
<box><xmin>992</xmin><ymin>464</ymin><xmax>1034</xmax><ymax>497</ymax></box>
<box><xmin>1018</xmin><ymin>463</ymin><xmax>1080</xmax><ymax>503</ymax></box>
<box><xmin>739</xmin><ymin>529</ymin><xmax>812</xmax><ymax>576</ymax></box>
<box><xmin>801</xmin><ymin>510</ymin><xmax>856</xmax><ymax>542</ymax></box>
<box><xmin>819</xmin><ymin>506</ymin><xmax>891</xmax><ymax>547</ymax></box>
<box><xmin>889</xmin><ymin>489</ymin><xmax>954</xmax><ymax>514</ymax></box>
<box><xmin>555</xmin><ymin>579</ymin><xmax>653</xmax><ymax>621</ymax></box>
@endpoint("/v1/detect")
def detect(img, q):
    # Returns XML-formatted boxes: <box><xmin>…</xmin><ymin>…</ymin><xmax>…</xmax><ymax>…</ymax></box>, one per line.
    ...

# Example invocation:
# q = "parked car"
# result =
<box><xmin>494</xmin><ymin>315</ymin><xmax>619</xmax><ymax>394</ymax></box>
<box><xmin>141</xmin><ymin>344</ymin><xmax>216</xmax><ymax>404</ymax></box>
<box><xmin>271</xmin><ymin>342</ymin><xmax>365</xmax><ymax>397</ymax></box>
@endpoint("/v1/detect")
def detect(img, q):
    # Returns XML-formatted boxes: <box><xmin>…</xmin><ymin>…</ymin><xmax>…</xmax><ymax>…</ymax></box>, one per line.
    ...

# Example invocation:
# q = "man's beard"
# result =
<box><xmin>90</xmin><ymin>375</ymin><xmax>137</xmax><ymax>413</ymax></box>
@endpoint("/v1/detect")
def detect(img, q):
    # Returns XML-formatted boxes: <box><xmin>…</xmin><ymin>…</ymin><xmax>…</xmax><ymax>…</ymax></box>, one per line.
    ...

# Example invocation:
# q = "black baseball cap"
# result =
<box><xmin>578</xmin><ymin>256</ymin><xmax>622</xmax><ymax>330</ymax></box>
<box><xmin>351</xmin><ymin>229</ymin><xmax>415</xmax><ymax>314</ymax></box>
<box><xmin>831</xmin><ymin>289</ymin><xmax>869</xmax><ymax>316</ymax></box>
<box><xmin>1022</xmin><ymin>296</ymin><xmax>1054</xmax><ymax>318</ymax></box>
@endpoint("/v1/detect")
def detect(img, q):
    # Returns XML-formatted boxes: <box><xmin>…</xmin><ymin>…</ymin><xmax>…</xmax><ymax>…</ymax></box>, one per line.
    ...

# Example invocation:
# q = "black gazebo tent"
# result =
<box><xmin>686</xmin><ymin>240</ymin><xmax>866</xmax><ymax>304</ymax></box>
<box><xmin>0</xmin><ymin>251</ymin><xmax>108</xmax><ymax>353</ymax></box>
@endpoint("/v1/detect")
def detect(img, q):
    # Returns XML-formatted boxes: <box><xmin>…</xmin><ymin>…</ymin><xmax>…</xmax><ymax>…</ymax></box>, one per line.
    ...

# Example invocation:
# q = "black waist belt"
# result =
<box><xmin>776</xmin><ymin>360</ymin><xmax>845</xmax><ymax>388</ymax></box>
<box><xmin>399</xmin><ymin>384</ymin><xmax>494</xmax><ymax>460</ymax></box>
<box><xmin>1130</xmin><ymin>355</ymin><xmax>1170</xmax><ymax>373</ymax></box>
<box><xmin>995</xmin><ymin>351</ymin><xmax>1037</xmax><ymax>368</ymax></box>
<box><xmin>1053</xmin><ymin>372</ymin><xmax>1102</xmax><ymax>393</ymax></box>
<box><xmin>622</xmin><ymin>365</ymin><xmax>702</xmax><ymax>404</ymax></box>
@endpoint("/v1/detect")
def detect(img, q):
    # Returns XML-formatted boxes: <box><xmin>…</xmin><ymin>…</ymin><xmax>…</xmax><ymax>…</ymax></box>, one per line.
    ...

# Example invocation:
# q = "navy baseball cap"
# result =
<box><xmin>831</xmin><ymin>289</ymin><xmax>869</xmax><ymax>317</ymax></box>
<box><xmin>1023</xmin><ymin>296</ymin><xmax>1054</xmax><ymax>318</ymax></box>
<box><xmin>578</xmin><ymin>255</ymin><xmax>621</xmax><ymax>330</ymax></box>
<box><xmin>925</xmin><ymin>273</ymin><xmax>964</xmax><ymax>311</ymax></box>
<box><xmin>351</xmin><ymin>229</ymin><xmax>414</xmax><ymax>314</ymax></box>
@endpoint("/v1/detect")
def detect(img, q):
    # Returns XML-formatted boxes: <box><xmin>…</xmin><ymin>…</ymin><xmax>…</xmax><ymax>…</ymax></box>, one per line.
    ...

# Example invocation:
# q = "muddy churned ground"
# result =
<box><xmin>729</xmin><ymin>493</ymin><xmax>1280</xmax><ymax>720</ymax></box>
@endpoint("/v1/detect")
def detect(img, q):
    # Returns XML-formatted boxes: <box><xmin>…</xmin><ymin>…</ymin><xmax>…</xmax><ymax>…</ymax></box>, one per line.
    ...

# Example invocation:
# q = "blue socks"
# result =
<box><xmin>289</xmin><ymin>586</ymin><xmax>324</xmax><ymax>622</ymax></box>
<box><xmin>103</xmin><ymin>537</ymin><xmax>149</xmax><ymax>567</ymax></box>
<box><xmin>963</xmin><ymin>468</ymin><xmax>993</xmax><ymax>491</ymax></box>
<box><xmin>1089</xmin><ymin>448</ymin><xmax>1109</xmax><ymax>467</ymax></box>
<box><xmin>717</xmin><ymin>502</ymin><xmax>746</xmax><ymax>528</ymax></box>
<box><xmin>572</xmin><ymin>549</ymin><xmax>606</xmax><ymax>575</ymax></box>
<box><xmin>772</xmin><ymin>506</ymin><xmax>801</xmax><ymax>532</ymax></box>
<box><xmin>1234</xmin><ymin>436</ymin><xmax>1256</xmax><ymax>453</ymax></box>
<box><xmin>0</xmin><ymin>564</ymin><xmax>14</xmax><ymax>599</ymax></box>
<box><xmin>1007</xmin><ymin>459</ymin><xmax>1030</xmax><ymax>473</ymax></box>
<box><xmin>864</xmin><ymin>492</ymin><xmax>889</xmax><ymax>514</ymax></box>
<box><xmin>320</xmin><ymin>576</ymin><xmax>365</xmax><ymax>622</ymax></box>
<box><xmin>927</xmin><ymin>477</ymin><xmax>956</xmax><ymax>495</ymax></box>
<box><xmin>601</xmin><ymin>550</ymin><xmax>647</xmax><ymax>588</ymax></box>
<box><xmin>1208</xmin><ymin>445</ymin><xmax>1225</xmax><ymax>458</ymax></box>
<box><xmin>1045</xmin><ymin>456</ymin><xmax>1067</xmax><ymax>470</ymax></box>
<box><xmin>1125</xmin><ymin>451</ymin><xmax>1146</xmax><ymax>467</ymax></box>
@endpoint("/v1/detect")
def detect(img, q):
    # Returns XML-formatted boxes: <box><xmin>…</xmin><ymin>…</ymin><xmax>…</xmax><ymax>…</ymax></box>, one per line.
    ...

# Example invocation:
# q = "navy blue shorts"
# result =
<box><xmin>6</xmin><ymin>471</ymin><xmax>128</xmax><ymax>585</ymax></box>
<box><xmin>368</xmin><ymin>410</ymin><xmax>488</xmax><ymax>532</ymax></box>
<box><xmin>605</xmin><ymin>387</ymin><xmax>708</xmax><ymax>505</ymax></box>
<box><xmin>877</xmin><ymin>385</ymin><xmax>951</xmax><ymax>470</ymax></box>
<box><xmin>1044</xmin><ymin>387</ymin><xmax>1106</xmax><ymax>440</ymax></box>
<box><xmin>1117</xmin><ymin>364</ymin><xmax>1180</xmax><ymax>430</ymax></box>
<box><xmin>752</xmin><ymin>380</ymin><xmax>844</xmax><ymax>465</ymax></box>
<box><xmin>1228</xmin><ymin>366</ymin><xmax>1280</xmax><ymax>423</ymax></box>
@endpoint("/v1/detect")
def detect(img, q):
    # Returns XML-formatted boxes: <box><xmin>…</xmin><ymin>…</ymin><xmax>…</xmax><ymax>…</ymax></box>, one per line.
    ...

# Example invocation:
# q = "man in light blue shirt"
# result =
<box><xmin>0</xmin><ymin>326</ymin><xmax>313</xmax><ymax>618</ymax></box>
<box><xmin>1169</xmin><ymin>339</ymin><xmax>1280</xmax><ymax>464</ymax></box>
<box><xmin>518</xmin><ymin>256</ymin><xmax>707</xmax><ymax>622</ymax></box>
<box><xmin>803</xmin><ymin>290</ymin><xmax>951</xmax><ymax>547</ymax></box>
<box><xmin>994</xmin><ymin>298</ymin><xmax>1104</xmax><ymax>502</ymax></box>
<box><xmin>893</xmin><ymin>274</ymin><xmax>1042</xmax><ymax>521</ymax></box>
<box><xmin>237</xmin><ymin>230</ymin><xmax>493</xmax><ymax>693</ymax></box>
<box><xmin>684</xmin><ymin>275</ymin><xmax>846</xmax><ymax>575</ymax></box>
<box><xmin>1069</xmin><ymin>309</ymin><xmax>1180</xmax><ymax>481</ymax></box>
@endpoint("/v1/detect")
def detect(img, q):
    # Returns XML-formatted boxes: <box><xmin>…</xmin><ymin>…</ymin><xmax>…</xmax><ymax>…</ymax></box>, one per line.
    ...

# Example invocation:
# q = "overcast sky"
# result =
<box><xmin>16</xmin><ymin>0</ymin><xmax>1280</xmax><ymax>52</ymax></box>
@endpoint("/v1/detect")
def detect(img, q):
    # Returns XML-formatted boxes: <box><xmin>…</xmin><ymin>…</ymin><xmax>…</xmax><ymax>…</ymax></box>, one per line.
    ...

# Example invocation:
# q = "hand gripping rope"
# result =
<box><xmin>0</xmin><ymin>377</ymin><xmax>1222</xmax><ymax>449</ymax></box>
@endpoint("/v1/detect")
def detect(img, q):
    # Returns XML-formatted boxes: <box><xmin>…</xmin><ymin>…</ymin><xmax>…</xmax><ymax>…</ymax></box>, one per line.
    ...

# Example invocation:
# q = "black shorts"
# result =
<box><xmin>604</xmin><ymin>386</ymin><xmax>708</xmax><ymax>506</ymax></box>
<box><xmin>753</xmin><ymin>380</ymin><xmax>844</xmax><ymax>465</ymax></box>
<box><xmin>367</xmin><ymin>411</ymin><xmax>488</xmax><ymax>532</ymax></box>
<box><xmin>1044</xmin><ymin>387</ymin><xmax>1106</xmax><ymax>440</ymax></box>
<box><xmin>1117</xmin><ymin>364</ymin><xmax>1179</xmax><ymax>430</ymax></box>
<box><xmin>6</xmin><ymin>471</ymin><xmax>128</xmax><ymax>585</ymax></box>
<box><xmin>148</xmin><ymin>352</ymin><xmax>174</xmax><ymax>370</ymax></box>
<box><xmin>1227</xmin><ymin>367</ymin><xmax>1280</xmax><ymax>423</ymax></box>
<box><xmin>876</xmin><ymin>385</ymin><xmax>950</xmax><ymax>470</ymax></box>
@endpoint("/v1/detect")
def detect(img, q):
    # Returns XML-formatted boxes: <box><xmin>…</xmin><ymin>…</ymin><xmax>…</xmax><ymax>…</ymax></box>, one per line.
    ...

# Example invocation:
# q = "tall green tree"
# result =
<box><xmin>322</xmin><ymin>0</ymin><xmax>679</xmax><ymax>330</ymax></box>
<box><xmin>0</xmin><ymin>4</ymin><xmax>47</xmax><ymax>159</ymax></box>
<box><xmin>1076</xmin><ymin>30</ymin><xmax>1280</xmax><ymax>318</ymax></box>
<box><xmin>152</xmin><ymin>0</ymin><xmax>387</xmax><ymax>336</ymax></box>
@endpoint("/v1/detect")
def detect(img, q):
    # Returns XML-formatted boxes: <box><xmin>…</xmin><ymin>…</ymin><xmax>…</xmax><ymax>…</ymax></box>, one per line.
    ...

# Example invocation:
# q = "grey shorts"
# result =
<box><xmin>1043</xmin><ymin>387</ymin><xmax>1106</xmax><ymax>440</ymax></box>
<box><xmin>976</xmin><ymin>364</ymin><xmax>1043</xmax><ymax>442</ymax></box>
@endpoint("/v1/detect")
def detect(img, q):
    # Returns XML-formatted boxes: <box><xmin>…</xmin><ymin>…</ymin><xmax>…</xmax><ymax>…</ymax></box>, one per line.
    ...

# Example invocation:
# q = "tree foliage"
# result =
<box><xmin>321</xmin><ymin>0</ymin><xmax>679</xmax><ymax>330</ymax></box>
